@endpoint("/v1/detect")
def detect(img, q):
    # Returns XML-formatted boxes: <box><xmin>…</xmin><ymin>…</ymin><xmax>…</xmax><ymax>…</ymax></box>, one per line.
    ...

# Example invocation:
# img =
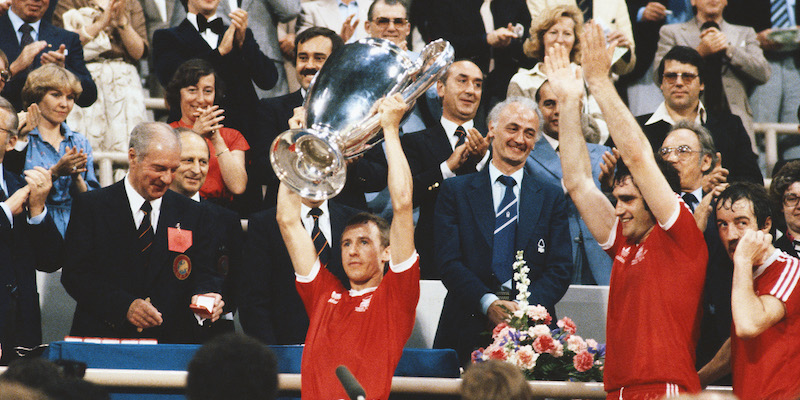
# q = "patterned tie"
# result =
<box><xmin>138</xmin><ymin>202</ymin><xmax>154</xmax><ymax>256</ymax></box>
<box><xmin>772</xmin><ymin>0</ymin><xmax>792</xmax><ymax>28</ymax></box>
<box><xmin>682</xmin><ymin>192</ymin><xmax>697</xmax><ymax>213</ymax></box>
<box><xmin>454</xmin><ymin>125</ymin><xmax>467</xmax><ymax>148</ymax></box>
<box><xmin>491</xmin><ymin>175</ymin><xmax>518</xmax><ymax>285</ymax></box>
<box><xmin>19</xmin><ymin>24</ymin><xmax>34</xmax><ymax>48</ymax></box>
<box><xmin>309</xmin><ymin>208</ymin><xmax>330</xmax><ymax>266</ymax></box>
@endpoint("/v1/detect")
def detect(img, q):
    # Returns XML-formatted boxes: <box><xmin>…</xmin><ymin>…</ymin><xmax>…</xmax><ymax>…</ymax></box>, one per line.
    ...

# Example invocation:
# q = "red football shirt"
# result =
<box><xmin>602</xmin><ymin>202</ymin><xmax>707</xmax><ymax>393</ymax></box>
<box><xmin>296</xmin><ymin>254</ymin><xmax>420</xmax><ymax>400</ymax></box>
<box><xmin>169</xmin><ymin>121</ymin><xmax>250</xmax><ymax>201</ymax></box>
<box><xmin>732</xmin><ymin>250</ymin><xmax>800</xmax><ymax>400</ymax></box>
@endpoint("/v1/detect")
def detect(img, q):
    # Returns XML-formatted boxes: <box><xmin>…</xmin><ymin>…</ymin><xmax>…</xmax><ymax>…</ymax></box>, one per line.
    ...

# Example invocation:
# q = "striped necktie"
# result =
<box><xmin>491</xmin><ymin>175</ymin><xmax>518</xmax><ymax>284</ymax></box>
<box><xmin>309</xmin><ymin>208</ymin><xmax>330</xmax><ymax>266</ymax></box>
<box><xmin>138</xmin><ymin>202</ymin><xmax>154</xmax><ymax>256</ymax></box>
<box><xmin>772</xmin><ymin>0</ymin><xmax>792</xmax><ymax>28</ymax></box>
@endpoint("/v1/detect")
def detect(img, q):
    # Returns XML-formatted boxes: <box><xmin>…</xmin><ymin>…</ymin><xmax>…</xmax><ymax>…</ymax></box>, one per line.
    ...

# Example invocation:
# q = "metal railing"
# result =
<box><xmin>755</xmin><ymin>122</ymin><xmax>798</xmax><ymax>178</ymax></box>
<box><xmin>0</xmin><ymin>367</ymin><xmax>735</xmax><ymax>398</ymax></box>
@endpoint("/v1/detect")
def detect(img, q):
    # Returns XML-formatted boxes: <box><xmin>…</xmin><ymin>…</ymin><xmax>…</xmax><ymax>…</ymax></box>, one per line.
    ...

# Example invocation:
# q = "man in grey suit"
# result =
<box><xmin>215</xmin><ymin>0</ymin><xmax>300</xmax><ymax>98</ymax></box>
<box><xmin>653</xmin><ymin>0</ymin><xmax>770</xmax><ymax>148</ymax></box>
<box><xmin>527</xmin><ymin>81</ymin><xmax>612</xmax><ymax>285</ymax></box>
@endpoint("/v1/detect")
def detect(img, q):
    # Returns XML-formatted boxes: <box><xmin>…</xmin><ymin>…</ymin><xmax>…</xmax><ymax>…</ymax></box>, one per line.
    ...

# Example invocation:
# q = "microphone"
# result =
<box><xmin>335</xmin><ymin>365</ymin><xmax>366</xmax><ymax>400</ymax></box>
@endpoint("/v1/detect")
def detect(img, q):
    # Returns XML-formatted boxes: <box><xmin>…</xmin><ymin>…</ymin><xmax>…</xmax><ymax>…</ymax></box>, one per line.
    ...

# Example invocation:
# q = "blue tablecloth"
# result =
<box><xmin>45</xmin><ymin>341</ymin><xmax>460</xmax><ymax>399</ymax></box>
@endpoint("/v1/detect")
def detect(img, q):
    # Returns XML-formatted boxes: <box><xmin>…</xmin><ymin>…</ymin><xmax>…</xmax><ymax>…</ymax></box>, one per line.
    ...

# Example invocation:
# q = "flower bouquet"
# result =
<box><xmin>471</xmin><ymin>251</ymin><xmax>605</xmax><ymax>382</ymax></box>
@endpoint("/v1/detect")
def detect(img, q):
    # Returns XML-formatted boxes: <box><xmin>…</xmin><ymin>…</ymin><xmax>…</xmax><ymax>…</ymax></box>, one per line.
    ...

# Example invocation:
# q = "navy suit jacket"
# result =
<box><xmin>153</xmin><ymin>19</ymin><xmax>278</xmax><ymax>136</ymax></box>
<box><xmin>432</xmin><ymin>165</ymin><xmax>573</xmax><ymax>365</ymax></box>
<box><xmin>401</xmin><ymin>122</ymin><xmax>484</xmax><ymax>278</ymax></box>
<box><xmin>61</xmin><ymin>182</ymin><xmax>222</xmax><ymax>343</ymax></box>
<box><xmin>526</xmin><ymin>136</ymin><xmax>613</xmax><ymax>285</ymax></box>
<box><xmin>239</xmin><ymin>202</ymin><xmax>360</xmax><ymax>345</ymax></box>
<box><xmin>0</xmin><ymin>168</ymin><xmax>62</xmax><ymax>364</ymax></box>
<box><xmin>0</xmin><ymin>14</ymin><xmax>97</xmax><ymax>111</ymax></box>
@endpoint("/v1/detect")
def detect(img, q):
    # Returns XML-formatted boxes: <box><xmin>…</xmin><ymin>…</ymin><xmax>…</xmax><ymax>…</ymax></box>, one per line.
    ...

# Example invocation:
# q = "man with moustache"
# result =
<box><xmin>700</xmin><ymin>182</ymin><xmax>800</xmax><ymax>399</ymax></box>
<box><xmin>401</xmin><ymin>60</ymin><xmax>491</xmax><ymax>279</ymax></box>
<box><xmin>249</xmin><ymin>27</ymin><xmax>342</xmax><ymax>210</ymax></box>
<box><xmin>61</xmin><ymin>122</ymin><xmax>224</xmax><ymax>343</ymax></box>
<box><xmin>169</xmin><ymin>129</ymin><xmax>240</xmax><ymax>340</ymax></box>
<box><xmin>0</xmin><ymin>0</ymin><xmax>97</xmax><ymax>111</ymax></box>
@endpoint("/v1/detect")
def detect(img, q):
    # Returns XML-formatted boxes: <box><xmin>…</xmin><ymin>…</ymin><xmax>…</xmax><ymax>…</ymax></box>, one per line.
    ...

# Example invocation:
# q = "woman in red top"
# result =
<box><xmin>165</xmin><ymin>59</ymin><xmax>249</xmax><ymax>205</ymax></box>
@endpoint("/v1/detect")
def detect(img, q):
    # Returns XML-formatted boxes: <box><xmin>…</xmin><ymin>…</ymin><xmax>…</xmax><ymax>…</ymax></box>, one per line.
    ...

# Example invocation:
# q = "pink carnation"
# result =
<box><xmin>527</xmin><ymin>305</ymin><xmax>551</xmax><ymax>324</ymax></box>
<box><xmin>492</xmin><ymin>322</ymin><xmax>509</xmax><ymax>337</ymax></box>
<box><xmin>557</xmin><ymin>317</ymin><xmax>577</xmax><ymax>335</ymax></box>
<box><xmin>529</xmin><ymin>324</ymin><xmax>551</xmax><ymax>338</ymax></box>
<box><xmin>485</xmin><ymin>344</ymin><xmax>508</xmax><ymax>361</ymax></box>
<box><xmin>573</xmin><ymin>351</ymin><xmax>594</xmax><ymax>372</ymax></box>
<box><xmin>515</xmin><ymin>345</ymin><xmax>539</xmax><ymax>369</ymax></box>
<box><xmin>533</xmin><ymin>335</ymin><xmax>555</xmax><ymax>353</ymax></box>
<box><xmin>550</xmin><ymin>340</ymin><xmax>564</xmax><ymax>357</ymax></box>
<box><xmin>567</xmin><ymin>335</ymin><xmax>587</xmax><ymax>354</ymax></box>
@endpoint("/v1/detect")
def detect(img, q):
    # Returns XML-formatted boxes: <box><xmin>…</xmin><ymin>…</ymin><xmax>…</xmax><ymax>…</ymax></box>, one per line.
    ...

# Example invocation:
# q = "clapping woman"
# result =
<box><xmin>21</xmin><ymin>65</ymin><xmax>100</xmax><ymax>236</ymax></box>
<box><xmin>165</xmin><ymin>59</ymin><xmax>248</xmax><ymax>208</ymax></box>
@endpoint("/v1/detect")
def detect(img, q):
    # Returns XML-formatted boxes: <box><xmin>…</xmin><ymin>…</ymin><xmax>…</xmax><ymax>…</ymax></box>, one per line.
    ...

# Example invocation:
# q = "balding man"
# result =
<box><xmin>62</xmin><ymin>122</ymin><xmax>224</xmax><ymax>343</ymax></box>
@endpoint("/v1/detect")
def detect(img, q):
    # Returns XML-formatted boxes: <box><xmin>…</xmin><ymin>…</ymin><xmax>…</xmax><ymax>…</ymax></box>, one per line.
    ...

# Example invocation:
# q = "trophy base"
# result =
<box><xmin>270</xmin><ymin>128</ymin><xmax>347</xmax><ymax>201</ymax></box>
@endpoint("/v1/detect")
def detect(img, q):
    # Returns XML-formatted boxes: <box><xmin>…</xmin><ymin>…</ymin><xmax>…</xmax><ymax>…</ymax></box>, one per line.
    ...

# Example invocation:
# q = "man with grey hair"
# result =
<box><xmin>433</xmin><ymin>96</ymin><xmax>573</xmax><ymax>366</ymax></box>
<box><xmin>62</xmin><ymin>122</ymin><xmax>224</xmax><ymax>343</ymax></box>
<box><xmin>0</xmin><ymin>96</ymin><xmax>61</xmax><ymax>364</ymax></box>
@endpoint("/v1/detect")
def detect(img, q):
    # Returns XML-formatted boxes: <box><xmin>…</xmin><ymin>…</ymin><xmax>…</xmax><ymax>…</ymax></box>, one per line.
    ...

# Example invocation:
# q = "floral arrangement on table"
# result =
<box><xmin>471</xmin><ymin>251</ymin><xmax>605</xmax><ymax>382</ymax></box>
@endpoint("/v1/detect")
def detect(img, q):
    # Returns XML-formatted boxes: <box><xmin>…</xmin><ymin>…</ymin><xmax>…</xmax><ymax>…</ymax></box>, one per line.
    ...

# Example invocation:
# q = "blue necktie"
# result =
<box><xmin>772</xmin><ymin>0</ymin><xmax>792</xmax><ymax>28</ymax></box>
<box><xmin>491</xmin><ymin>175</ymin><xmax>517</xmax><ymax>285</ymax></box>
<box><xmin>309</xmin><ymin>207</ymin><xmax>330</xmax><ymax>266</ymax></box>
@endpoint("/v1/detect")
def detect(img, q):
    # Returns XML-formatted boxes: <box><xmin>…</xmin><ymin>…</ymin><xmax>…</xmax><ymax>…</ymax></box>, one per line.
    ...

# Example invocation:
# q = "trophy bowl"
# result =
<box><xmin>270</xmin><ymin>37</ymin><xmax>454</xmax><ymax>200</ymax></box>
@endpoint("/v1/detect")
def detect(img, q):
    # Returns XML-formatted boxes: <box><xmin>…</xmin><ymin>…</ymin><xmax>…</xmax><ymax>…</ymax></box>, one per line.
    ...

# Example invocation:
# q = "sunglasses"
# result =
<box><xmin>658</xmin><ymin>145</ymin><xmax>701</xmax><ymax>159</ymax></box>
<box><xmin>372</xmin><ymin>17</ymin><xmax>408</xmax><ymax>28</ymax></box>
<box><xmin>663</xmin><ymin>72</ymin><xmax>698</xmax><ymax>84</ymax></box>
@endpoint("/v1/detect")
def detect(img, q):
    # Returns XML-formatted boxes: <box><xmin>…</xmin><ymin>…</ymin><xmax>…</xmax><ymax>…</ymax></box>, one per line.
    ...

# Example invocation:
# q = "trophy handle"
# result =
<box><xmin>270</xmin><ymin>128</ymin><xmax>347</xmax><ymax>200</ymax></box>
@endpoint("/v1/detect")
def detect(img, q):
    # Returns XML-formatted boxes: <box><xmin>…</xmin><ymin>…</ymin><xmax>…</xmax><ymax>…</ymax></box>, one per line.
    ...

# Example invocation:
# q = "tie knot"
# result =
<box><xmin>197</xmin><ymin>15</ymin><xmax>224</xmax><ymax>34</ymax></box>
<box><xmin>497</xmin><ymin>175</ymin><xmax>516</xmax><ymax>188</ymax></box>
<box><xmin>19</xmin><ymin>24</ymin><xmax>33</xmax><ymax>34</ymax></box>
<box><xmin>309</xmin><ymin>207</ymin><xmax>323</xmax><ymax>219</ymax></box>
<box><xmin>682</xmin><ymin>192</ymin><xmax>697</xmax><ymax>205</ymax></box>
<box><xmin>141</xmin><ymin>201</ymin><xmax>152</xmax><ymax>214</ymax></box>
<box><xmin>455</xmin><ymin>126</ymin><xmax>467</xmax><ymax>139</ymax></box>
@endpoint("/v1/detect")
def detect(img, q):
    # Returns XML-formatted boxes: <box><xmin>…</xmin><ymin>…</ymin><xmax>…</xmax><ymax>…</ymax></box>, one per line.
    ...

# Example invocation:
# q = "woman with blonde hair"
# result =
<box><xmin>20</xmin><ymin>64</ymin><xmax>100</xmax><ymax>236</ymax></box>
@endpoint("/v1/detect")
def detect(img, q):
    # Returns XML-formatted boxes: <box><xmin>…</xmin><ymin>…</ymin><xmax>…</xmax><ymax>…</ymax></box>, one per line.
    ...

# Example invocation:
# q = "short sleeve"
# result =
<box><xmin>222</xmin><ymin>128</ymin><xmax>250</xmax><ymax>152</ymax></box>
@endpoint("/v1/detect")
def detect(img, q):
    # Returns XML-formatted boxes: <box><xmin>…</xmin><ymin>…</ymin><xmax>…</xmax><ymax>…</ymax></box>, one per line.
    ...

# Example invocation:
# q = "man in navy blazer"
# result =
<box><xmin>0</xmin><ymin>0</ymin><xmax>97</xmax><ymax>111</ymax></box>
<box><xmin>527</xmin><ymin>81</ymin><xmax>612</xmax><ymax>285</ymax></box>
<box><xmin>61</xmin><ymin>122</ymin><xmax>224</xmax><ymax>343</ymax></box>
<box><xmin>401</xmin><ymin>60</ymin><xmax>490</xmax><ymax>279</ymax></box>
<box><xmin>152</xmin><ymin>0</ymin><xmax>278</xmax><ymax>137</ymax></box>
<box><xmin>433</xmin><ymin>97</ymin><xmax>573</xmax><ymax>366</ymax></box>
<box><xmin>239</xmin><ymin>197</ymin><xmax>360</xmax><ymax>345</ymax></box>
<box><xmin>0</xmin><ymin>97</ymin><xmax>62</xmax><ymax>364</ymax></box>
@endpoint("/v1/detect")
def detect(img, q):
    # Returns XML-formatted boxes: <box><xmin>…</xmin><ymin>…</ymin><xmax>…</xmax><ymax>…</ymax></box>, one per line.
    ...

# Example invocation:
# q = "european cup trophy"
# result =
<box><xmin>270</xmin><ymin>38</ymin><xmax>454</xmax><ymax>200</ymax></box>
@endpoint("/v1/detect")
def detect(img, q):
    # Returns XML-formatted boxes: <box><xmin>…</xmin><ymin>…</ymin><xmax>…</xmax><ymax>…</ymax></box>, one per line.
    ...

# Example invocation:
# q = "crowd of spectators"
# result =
<box><xmin>1</xmin><ymin>0</ymin><xmax>800</xmax><ymax>398</ymax></box>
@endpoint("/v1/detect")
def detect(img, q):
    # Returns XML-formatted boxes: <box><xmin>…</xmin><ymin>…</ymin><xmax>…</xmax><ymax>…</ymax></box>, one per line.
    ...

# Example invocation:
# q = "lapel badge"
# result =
<box><xmin>173</xmin><ymin>254</ymin><xmax>192</xmax><ymax>280</ymax></box>
<box><xmin>537</xmin><ymin>238</ymin><xmax>545</xmax><ymax>253</ymax></box>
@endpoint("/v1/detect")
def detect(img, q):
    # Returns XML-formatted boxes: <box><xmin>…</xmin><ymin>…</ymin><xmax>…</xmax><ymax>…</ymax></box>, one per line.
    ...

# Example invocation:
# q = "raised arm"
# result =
<box><xmin>545</xmin><ymin>44</ymin><xmax>616</xmax><ymax>245</ymax></box>
<box><xmin>276</xmin><ymin>182</ymin><xmax>316</xmax><ymax>276</ymax></box>
<box><xmin>380</xmin><ymin>94</ymin><xmax>415</xmax><ymax>264</ymax></box>
<box><xmin>582</xmin><ymin>22</ymin><xmax>678</xmax><ymax>226</ymax></box>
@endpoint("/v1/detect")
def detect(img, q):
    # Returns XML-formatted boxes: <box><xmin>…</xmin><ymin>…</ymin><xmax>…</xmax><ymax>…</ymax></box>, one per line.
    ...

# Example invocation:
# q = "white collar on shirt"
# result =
<box><xmin>440</xmin><ymin>117</ymin><xmax>475</xmax><ymax>150</ymax></box>
<box><xmin>300</xmin><ymin>200</ymin><xmax>331</xmax><ymax>237</ymax></box>
<box><xmin>0</xmin><ymin>163</ymin><xmax>7</xmax><ymax>196</ymax></box>
<box><xmin>542</xmin><ymin>133</ymin><xmax>559</xmax><ymax>153</ymax></box>
<box><xmin>191</xmin><ymin>192</ymin><xmax>201</xmax><ymax>202</ymax></box>
<box><xmin>8</xmin><ymin>9</ymin><xmax>42</xmax><ymax>41</ymax></box>
<box><xmin>645</xmin><ymin>101</ymin><xmax>707</xmax><ymax>126</ymax></box>
<box><xmin>124</xmin><ymin>175</ymin><xmax>164</xmax><ymax>230</ymax></box>
<box><xmin>186</xmin><ymin>13</ymin><xmax>221</xmax><ymax>48</ymax></box>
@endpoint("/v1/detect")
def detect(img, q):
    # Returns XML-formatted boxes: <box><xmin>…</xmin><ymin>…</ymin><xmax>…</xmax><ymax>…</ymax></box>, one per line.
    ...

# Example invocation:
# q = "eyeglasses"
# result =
<box><xmin>0</xmin><ymin>69</ymin><xmax>10</xmax><ymax>83</ymax></box>
<box><xmin>784</xmin><ymin>194</ymin><xmax>800</xmax><ymax>208</ymax></box>
<box><xmin>658</xmin><ymin>145</ymin><xmax>701</xmax><ymax>159</ymax></box>
<box><xmin>372</xmin><ymin>17</ymin><xmax>408</xmax><ymax>28</ymax></box>
<box><xmin>663</xmin><ymin>72</ymin><xmax>698</xmax><ymax>84</ymax></box>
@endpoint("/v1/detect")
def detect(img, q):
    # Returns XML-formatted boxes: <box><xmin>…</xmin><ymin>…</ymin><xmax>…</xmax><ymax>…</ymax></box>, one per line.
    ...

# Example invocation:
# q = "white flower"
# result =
<box><xmin>567</xmin><ymin>335</ymin><xmax>588</xmax><ymax>353</ymax></box>
<box><xmin>530</xmin><ymin>324</ymin><xmax>551</xmax><ymax>338</ymax></box>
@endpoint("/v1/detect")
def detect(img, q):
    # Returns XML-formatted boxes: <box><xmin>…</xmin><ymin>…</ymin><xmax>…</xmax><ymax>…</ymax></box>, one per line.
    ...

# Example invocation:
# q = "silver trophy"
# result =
<box><xmin>270</xmin><ymin>38</ymin><xmax>454</xmax><ymax>200</ymax></box>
